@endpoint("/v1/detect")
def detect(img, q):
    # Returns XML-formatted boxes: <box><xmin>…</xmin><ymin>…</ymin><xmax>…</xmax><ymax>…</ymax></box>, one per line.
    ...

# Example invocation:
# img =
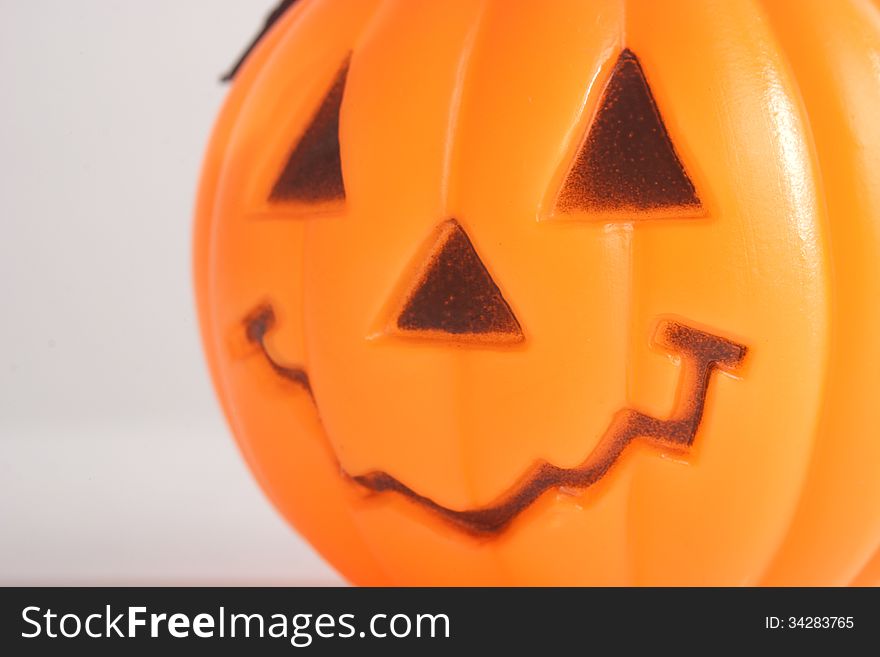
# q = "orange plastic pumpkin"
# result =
<box><xmin>194</xmin><ymin>0</ymin><xmax>880</xmax><ymax>585</ymax></box>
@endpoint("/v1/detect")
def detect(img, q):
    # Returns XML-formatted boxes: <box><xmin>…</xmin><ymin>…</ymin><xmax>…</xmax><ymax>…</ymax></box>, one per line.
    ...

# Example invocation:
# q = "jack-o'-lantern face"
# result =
<box><xmin>241</xmin><ymin>44</ymin><xmax>751</xmax><ymax>536</ymax></box>
<box><xmin>196</xmin><ymin>0</ymin><xmax>880</xmax><ymax>585</ymax></box>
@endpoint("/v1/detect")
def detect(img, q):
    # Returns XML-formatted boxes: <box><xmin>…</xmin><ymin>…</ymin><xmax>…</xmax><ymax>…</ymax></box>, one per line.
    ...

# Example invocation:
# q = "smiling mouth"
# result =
<box><xmin>243</xmin><ymin>303</ymin><xmax>747</xmax><ymax>535</ymax></box>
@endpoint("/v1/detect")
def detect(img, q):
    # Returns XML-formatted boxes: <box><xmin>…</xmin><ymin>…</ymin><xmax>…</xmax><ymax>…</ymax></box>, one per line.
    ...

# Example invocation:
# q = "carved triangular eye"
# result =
<box><xmin>389</xmin><ymin>220</ymin><xmax>524</xmax><ymax>345</ymax></box>
<box><xmin>555</xmin><ymin>48</ymin><xmax>701</xmax><ymax>217</ymax></box>
<box><xmin>269</xmin><ymin>56</ymin><xmax>349</xmax><ymax>204</ymax></box>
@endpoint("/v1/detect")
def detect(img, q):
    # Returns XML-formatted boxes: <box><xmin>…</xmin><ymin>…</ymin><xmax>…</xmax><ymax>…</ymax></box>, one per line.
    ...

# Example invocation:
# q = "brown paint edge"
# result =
<box><xmin>243</xmin><ymin>304</ymin><xmax>313</xmax><ymax>395</ymax></box>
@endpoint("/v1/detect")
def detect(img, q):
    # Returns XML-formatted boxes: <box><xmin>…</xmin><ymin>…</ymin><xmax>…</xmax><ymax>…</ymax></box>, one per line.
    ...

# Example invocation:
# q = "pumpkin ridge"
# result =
<box><xmin>755</xmin><ymin>0</ymin><xmax>880</xmax><ymax>586</ymax></box>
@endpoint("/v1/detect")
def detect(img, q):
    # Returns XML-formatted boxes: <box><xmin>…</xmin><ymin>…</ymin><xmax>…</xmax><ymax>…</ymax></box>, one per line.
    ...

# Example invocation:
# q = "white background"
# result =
<box><xmin>0</xmin><ymin>0</ymin><xmax>344</xmax><ymax>584</ymax></box>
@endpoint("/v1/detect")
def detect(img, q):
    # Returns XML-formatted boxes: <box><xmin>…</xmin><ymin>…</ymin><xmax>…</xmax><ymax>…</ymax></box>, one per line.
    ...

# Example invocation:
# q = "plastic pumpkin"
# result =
<box><xmin>194</xmin><ymin>0</ymin><xmax>880</xmax><ymax>585</ymax></box>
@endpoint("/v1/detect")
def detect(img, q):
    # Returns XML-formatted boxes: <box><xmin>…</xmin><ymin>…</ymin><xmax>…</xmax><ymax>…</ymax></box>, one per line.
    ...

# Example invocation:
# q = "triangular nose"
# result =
<box><xmin>389</xmin><ymin>220</ymin><xmax>524</xmax><ymax>345</ymax></box>
<box><xmin>555</xmin><ymin>48</ymin><xmax>701</xmax><ymax>217</ymax></box>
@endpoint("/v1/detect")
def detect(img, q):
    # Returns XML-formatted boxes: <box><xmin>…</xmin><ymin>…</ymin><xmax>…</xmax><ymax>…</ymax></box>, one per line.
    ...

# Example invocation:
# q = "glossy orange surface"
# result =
<box><xmin>194</xmin><ymin>0</ymin><xmax>880</xmax><ymax>585</ymax></box>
